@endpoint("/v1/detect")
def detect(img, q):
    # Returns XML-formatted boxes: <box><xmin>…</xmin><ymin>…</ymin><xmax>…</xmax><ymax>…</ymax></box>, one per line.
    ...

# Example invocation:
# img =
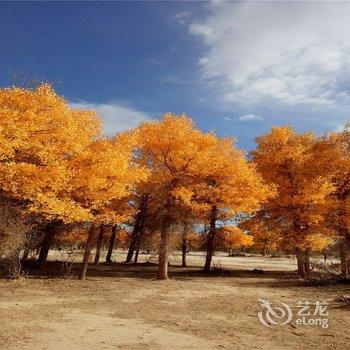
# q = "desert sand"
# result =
<box><xmin>0</xmin><ymin>251</ymin><xmax>349</xmax><ymax>350</ymax></box>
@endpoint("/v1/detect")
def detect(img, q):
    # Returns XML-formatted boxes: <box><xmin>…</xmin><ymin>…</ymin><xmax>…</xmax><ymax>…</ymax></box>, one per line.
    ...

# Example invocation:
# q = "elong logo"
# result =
<box><xmin>258</xmin><ymin>299</ymin><xmax>329</xmax><ymax>328</ymax></box>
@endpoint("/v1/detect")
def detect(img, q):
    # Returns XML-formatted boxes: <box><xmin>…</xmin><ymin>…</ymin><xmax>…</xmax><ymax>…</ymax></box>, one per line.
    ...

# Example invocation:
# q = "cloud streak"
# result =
<box><xmin>70</xmin><ymin>101</ymin><xmax>151</xmax><ymax>136</ymax></box>
<box><xmin>238</xmin><ymin>114</ymin><xmax>263</xmax><ymax>122</ymax></box>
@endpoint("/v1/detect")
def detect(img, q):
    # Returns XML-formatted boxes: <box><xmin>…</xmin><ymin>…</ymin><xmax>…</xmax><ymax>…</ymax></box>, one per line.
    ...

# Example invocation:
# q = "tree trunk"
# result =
<box><xmin>126</xmin><ymin>231</ymin><xmax>138</xmax><ymax>263</ymax></box>
<box><xmin>106</xmin><ymin>225</ymin><xmax>117</xmax><ymax>264</ymax></box>
<box><xmin>296</xmin><ymin>249</ymin><xmax>306</xmax><ymax>279</ymax></box>
<box><xmin>181</xmin><ymin>238</ymin><xmax>187</xmax><ymax>268</ymax></box>
<box><xmin>339</xmin><ymin>190</ymin><xmax>350</xmax><ymax>277</ymax></box>
<box><xmin>304</xmin><ymin>249</ymin><xmax>310</xmax><ymax>278</ymax></box>
<box><xmin>80</xmin><ymin>225</ymin><xmax>96</xmax><ymax>280</ymax></box>
<box><xmin>340</xmin><ymin>235</ymin><xmax>350</xmax><ymax>277</ymax></box>
<box><xmin>296</xmin><ymin>248</ymin><xmax>310</xmax><ymax>279</ymax></box>
<box><xmin>181</xmin><ymin>224</ymin><xmax>188</xmax><ymax>268</ymax></box>
<box><xmin>125</xmin><ymin>195</ymin><xmax>148</xmax><ymax>263</ymax></box>
<box><xmin>157</xmin><ymin>223</ymin><xmax>169</xmax><ymax>279</ymax></box>
<box><xmin>36</xmin><ymin>220</ymin><xmax>60</xmax><ymax>270</ymax></box>
<box><xmin>133</xmin><ymin>248</ymin><xmax>140</xmax><ymax>265</ymax></box>
<box><xmin>133</xmin><ymin>231</ymin><xmax>142</xmax><ymax>265</ymax></box>
<box><xmin>94</xmin><ymin>225</ymin><xmax>104</xmax><ymax>265</ymax></box>
<box><xmin>203</xmin><ymin>206</ymin><xmax>217</xmax><ymax>272</ymax></box>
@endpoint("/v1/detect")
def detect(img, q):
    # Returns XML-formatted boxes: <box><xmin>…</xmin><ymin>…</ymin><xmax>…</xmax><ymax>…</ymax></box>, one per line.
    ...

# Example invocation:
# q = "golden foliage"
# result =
<box><xmin>0</xmin><ymin>84</ymin><xmax>100</xmax><ymax>221</ymax></box>
<box><xmin>0</xmin><ymin>84</ymin><xmax>348</xmax><ymax>258</ymax></box>
<box><xmin>135</xmin><ymin>113</ymin><xmax>273</xmax><ymax>228</ymax></box>
<box><xmin>0</xmin><ymin>85</ymin><xmax>148</xmax><ymax>225</ymax></box>
<box><xmin>217</xmin><ymin>226</ymin><xmax>253</xmax><ymax>250</ymax></box>
<box><xmin>250</xmin><ymin>126</ymin><xmax>336</xmax><ymax>252</ymax></box>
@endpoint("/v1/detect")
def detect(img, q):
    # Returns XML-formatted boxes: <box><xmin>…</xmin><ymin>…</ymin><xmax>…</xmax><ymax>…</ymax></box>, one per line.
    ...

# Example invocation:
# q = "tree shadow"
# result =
<box><xmin>21</xmin><ymin>259</ymin><xmax>300</xmax><ymax>283</ymax></box>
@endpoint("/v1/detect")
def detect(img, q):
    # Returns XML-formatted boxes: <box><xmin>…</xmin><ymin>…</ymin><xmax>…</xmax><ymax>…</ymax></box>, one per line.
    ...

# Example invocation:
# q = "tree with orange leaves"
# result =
<box><xmin>0</xmin><ymin>84</ymin><xmax>100</xmax><ymax>222</ymax></box>
<box><xmin>216</xmin><ymin>226</ymin><xmax>253</xmax><ymax>254</ymax></box>
<box><xmin>70</xmin><ymin>134</ymin><xmax>148</xmax><ymax>279</ymax></box>
<box><xmin>134</xmin><ymin>114</ymin><xmax>272</xmax><ymax>278</ymax></box>
<box><xmin>134</xmin><ymin>114</ymin><xmax>221</xmax><ymax>278</ymax></box>
<box><xmin>187</xmin><ymin>136</ymin><xmax>273</xmax><ymax>272</ymax></box>
<box><xmin>314</xmin><ymin>125</ymin><xmax>350</xmax><ymax>276</ymax></box>
<box><xmin>0</xmin><ymin>84</ymin><xmax>101</xmax><ymax>270</ymax></box>
<box><xmin>0</xmin><ymin>85</ymin><xmax>148</xmax><ymax>277</ymax></box>
<box><xmin>251</xmin><ymin>126</ymin><xmax>336</xmax><ymax>278</ymax></box>
<box><xmin>333</xmin><ymin>125</ymin><xmax>350</xmax><ymax>276</ymax></box>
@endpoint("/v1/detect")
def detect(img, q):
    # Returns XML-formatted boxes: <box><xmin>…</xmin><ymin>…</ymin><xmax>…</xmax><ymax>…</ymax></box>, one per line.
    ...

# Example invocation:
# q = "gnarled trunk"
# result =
<box><xmin>157</xmin><ymin>223</ymin><xmax>169</xmax><ymax>279</ymax></box>
<box><xmin>305</xmin><ymin>249</ymin><xmax>310</xmax><ymax>277</ymax></box>
<box><xmin>339</xmin><ymin>190</ymin><xmax>350</xmax><ymax>277</ymax></box>
<box><xmin>181</xmin><ymin>224</ymin><xmax>188</xmax><ymax>268</ymax></box>
<box><xmin>36</xmin><ymin>220</ymin><xmax>60</xmax><ymax>269</ymax></box>
<box><xmin>296</xmin><ymin>248</ymin><xmax>310</xmax><ymax>279</ymax></box>
<box><xmin>133</xmin><ymin>247</ymin><xmax>140</xmax><ymax>265</ymax></box>
<box><xmin>106</xmin><ymin>225</ymin><xmax>117</xmax><ymax>264</ymax></box>
<box><xmin>94</xmin><ymin>225</ymin><xmax>104</xmax><ymax>265</ymax></box>
<box><xmin>340</xmin><ymin>235</ymin><xmax>350</xmax><ymax>277</ymax></box>
<box><xmin>126</xmin><ymin>195</ymin><xmax>148</xmax><ymax>263</ymax></box>
<box><xmin>203</xmin><ymin>206</ymin><xmax>217</xmax><ymax>272</ymax></box>
<box><xmin>126</xmin><ymin>231</ymin><xmax>138</xmax><ymax>263</ymax></box>
<box><xmin>80</xmin><ymin>225</ymin><xmax>96</xmax><ymax>280</ymax></box>
<box><xmin>133</xmin><ymin>231</ymin><xmax>142</xmax><ymax>264</ymax></box>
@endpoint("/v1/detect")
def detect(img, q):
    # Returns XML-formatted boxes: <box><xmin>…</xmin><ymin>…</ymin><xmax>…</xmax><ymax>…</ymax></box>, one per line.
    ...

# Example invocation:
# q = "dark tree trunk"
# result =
<box><xmin>181</xmin><ymin>238</ymin><xmax>187</xmax><ymax>268</ymax></box>
<box><xmin>157</xmin><ymin>183</ymin><xmax>179</xmax><ymax>280</ymax></box>
<box><xmin>296</xmin><ymin>248</ymin><xmax>310</xmax><ymax>279</ymax></box>
<box><xmin>133</xmin><ymin>230</ymin><xmax>142</xmax><ymax>265</ymax></box>
<box><xmin>36</xmin><ymin>220</ymin><xmax>60</xmax><ymax>270</ymax></box>
<box><xmin>203</xmin><ymin>206</ymin><xmax>217</xmax><ymax>272</ymax></box>
<box><xmin>133</xmin><ymin>247</ymin><xmax>140</xmax><ymax>265</ymax></box>
<box><xmin>157</xmin><ymin>223</ymin><xmax>169</xmax><ymax>279</ymax></box>
<box><xmin>125</xmin><ymin>195</ymin><xmax>148</xmax><ymax>263</ymax></box>
<box><xmin>305</xmin><ymin>249</ymin><xmax>310</xmax><ymax>277</ymax></box>
<box><xmin>181</xmin><ymin>224</ymin><xmax>188</xmax><ymax>268</ymax></box>
<box><xmin>126</xmin><ymin>231</ymin><xmax>138</xmax><ymax>263</ymax></box>
<box><xmin>296</xmin><ymin>249</ymin><xmax>306</xmax><ymax>279</ymax></box>
<box><xmin>106</xmin><ymin>225</ymin><xmax>117</xmax><ymax>264</ymax></box>
<box><xmin>80</xmin><ymin>225</ymin><xmax>96</xmax><ymax>280</ymax></box>
<box><xmin>94</xmin><ymin>225</ymin><xmax>105</xmax><ymax>265</ymax></box>
<box><xmin>339</xmin><ymin>191</ymin><xmax>350</xmax><ymax>277</ymax></box>
<box><xmin>340</xmin><ymin>235</ymin><xmax>350</xmax><ymax>277</ymax></box>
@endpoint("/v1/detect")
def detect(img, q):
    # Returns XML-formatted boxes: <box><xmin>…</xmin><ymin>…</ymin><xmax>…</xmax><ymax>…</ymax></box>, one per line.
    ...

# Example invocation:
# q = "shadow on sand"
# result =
<box><xmin>21</xmin><ymin>259</ymin><xmax>304</xmax><ymax>287</ymax></box>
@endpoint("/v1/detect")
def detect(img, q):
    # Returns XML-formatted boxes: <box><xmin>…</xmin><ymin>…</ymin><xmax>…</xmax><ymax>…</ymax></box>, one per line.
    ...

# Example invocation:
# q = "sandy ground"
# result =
<box><xmin>0</xmin><ymin>251</ymin><xmax>349</xmax><ymax>350</ymax></box>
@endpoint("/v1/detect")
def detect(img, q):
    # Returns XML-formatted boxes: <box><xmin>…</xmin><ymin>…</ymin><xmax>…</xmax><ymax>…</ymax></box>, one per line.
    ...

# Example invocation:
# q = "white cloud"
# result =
<box><xmin>222</xmin><ymin>116</ymin><xmax>232</xmax><ymax>121</ymax></box>
<box><xmin>70</xmin><ymin>101</ymin><xmax>151</xmax><ymax>136</ymax></box>
<box><xmin>238</xmin><ymin>114</ymin><xmax>263</xmax><ymax>122</ymax></box>
<box><xmin>172</xmin><ymin>11</ymin><xmax>191</xmax><ymax>25</ymax></box>
<box><xmin>189</xmin><ymin>2</ymin><xmax>350</xmax><ymax>108</ymax></box>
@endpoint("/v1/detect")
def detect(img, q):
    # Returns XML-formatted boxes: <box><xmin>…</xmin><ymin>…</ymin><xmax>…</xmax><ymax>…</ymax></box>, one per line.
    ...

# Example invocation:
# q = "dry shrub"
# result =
<box><xmin>0</xmin><ymin>204</ymin><xmax>29</xmax><ymax>278</ymax></box>
<box><xmin>335</xmin><ymin>293</ymin><xmax>350</xmax><ymax>307</ymax></box>
<box><xmin>307</xmin><ymin>261</ymin><xmax>341</xmax><ymax>285</ymax></box>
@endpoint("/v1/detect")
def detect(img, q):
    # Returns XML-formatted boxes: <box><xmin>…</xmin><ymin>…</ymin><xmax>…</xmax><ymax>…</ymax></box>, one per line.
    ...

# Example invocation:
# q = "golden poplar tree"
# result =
<box><xmin>0</xmin><ymin>84</ymin><xmax>102</xmax><ymax>269</ymax></box>
<box><xmin>0</xmin><ymin>84</ymin><xmax>101</xmax><ymax>221</ymax></box>
<box><xmin>187</xmin><ymin>137</ymin><xmax>272</xmax><ymax>272</ymax></box>
<box><xmin>251</xmin><ymin>126</ymin><xmax>335</xmax><ymax>278</ymax></box>
<box><xmin>69</xmin><ymin>133</ymin><xmax>148</xmax><ymax>279</ymax></box>
<box><xmin>134</xmin><ymin>114</ymin><xmax>271</xmax><ymax>278</ymax></box>
<box><xmin>0</xmin><ymin>85</ymin><xmax>148</xmax><ymax>277</ymax></box>
<box><xmin>316</xmin><ymin>125</ymin><xmax>350</xmax><ymax>276</ymax></box>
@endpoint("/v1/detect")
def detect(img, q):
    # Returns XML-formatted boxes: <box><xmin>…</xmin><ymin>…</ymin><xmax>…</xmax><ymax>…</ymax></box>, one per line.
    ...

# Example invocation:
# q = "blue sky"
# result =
<box><xmin>1</xmin><ymin>1</ymin><xmax>350</xmax><ymax>150</ymax></box>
